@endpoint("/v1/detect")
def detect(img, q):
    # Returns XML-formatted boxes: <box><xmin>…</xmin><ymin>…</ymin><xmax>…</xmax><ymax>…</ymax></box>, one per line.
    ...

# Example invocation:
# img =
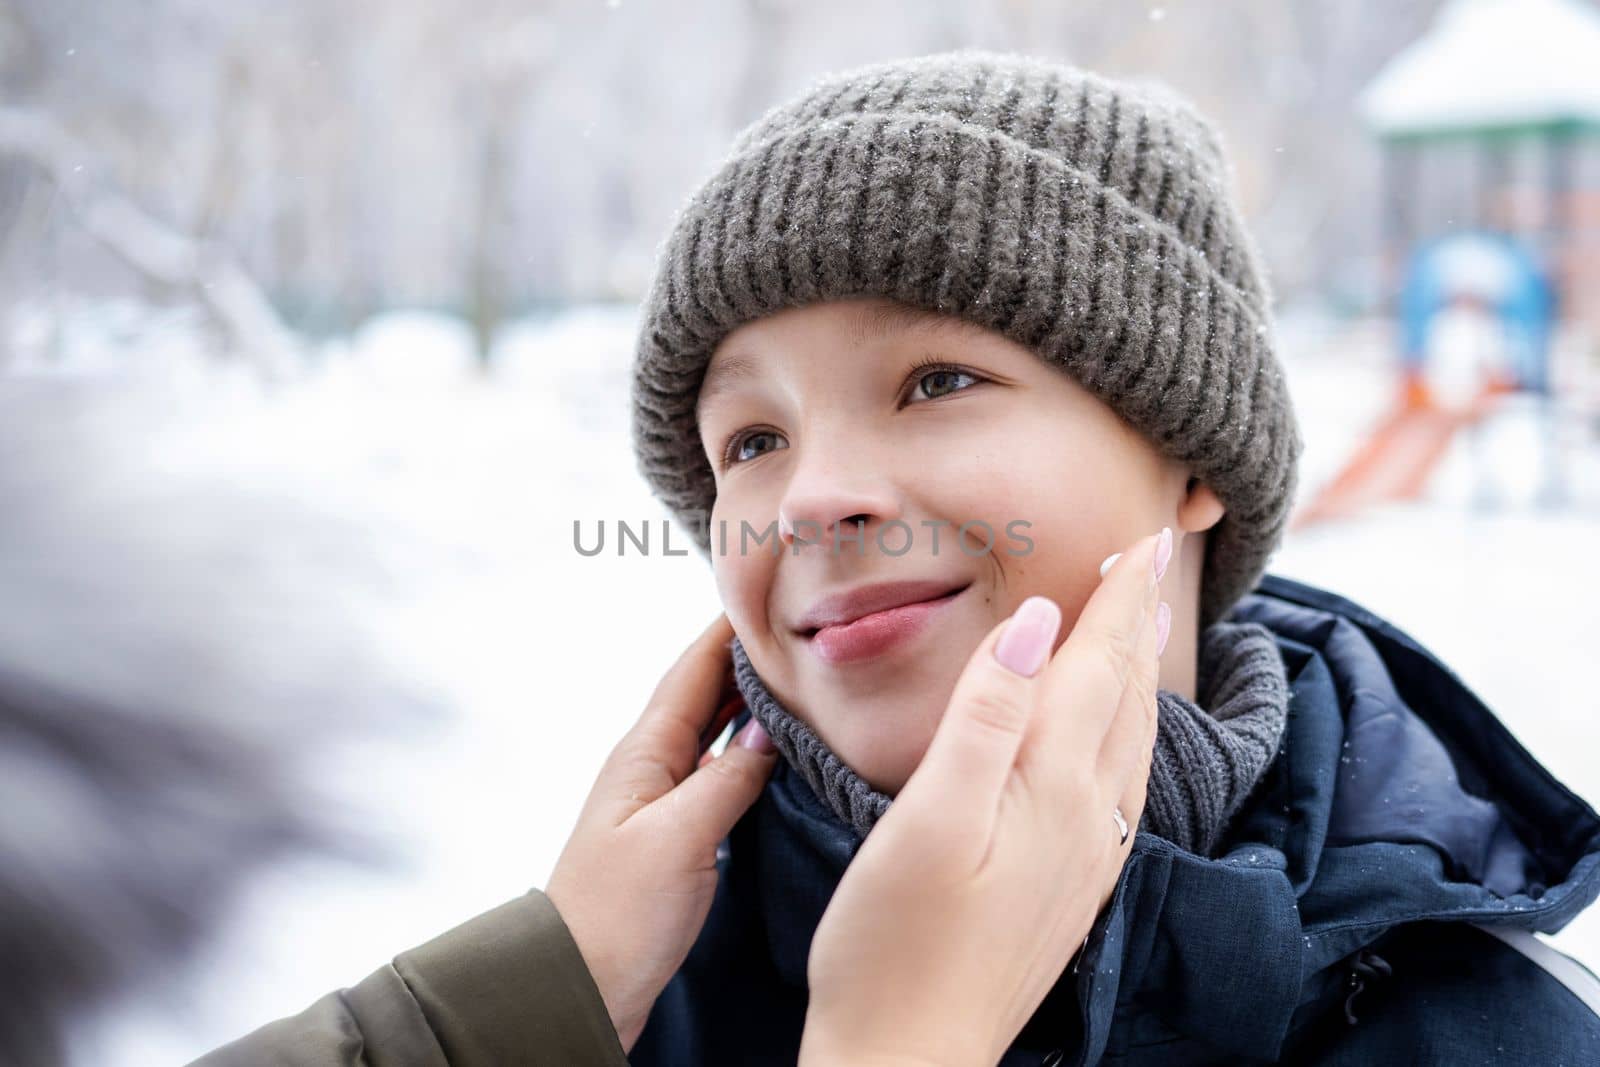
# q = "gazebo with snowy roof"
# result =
<box><xmin>1359</xmin><ymin>0</ymin><xmax>1600</xmax><ymax>333</ymax></box>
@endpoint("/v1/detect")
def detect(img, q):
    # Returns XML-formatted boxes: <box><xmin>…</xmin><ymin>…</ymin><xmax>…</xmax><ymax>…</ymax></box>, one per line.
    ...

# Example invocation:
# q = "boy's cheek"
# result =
<box><xmin>711</xmin><ymin>528</ymin><xmax>783</xmax><ymax>648</ymax></box>
<box><xmin>711</xmin><ymin>553</ymin><xmax>757</xmax><ymax>635</ymax></box>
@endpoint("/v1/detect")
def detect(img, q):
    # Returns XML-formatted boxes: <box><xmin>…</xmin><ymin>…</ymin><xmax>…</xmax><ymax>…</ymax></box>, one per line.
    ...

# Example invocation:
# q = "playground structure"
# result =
<box><xmin>1293</xmin><ymin>0</ymin><xmax>1600</xmax><ymax>530</ymax></box>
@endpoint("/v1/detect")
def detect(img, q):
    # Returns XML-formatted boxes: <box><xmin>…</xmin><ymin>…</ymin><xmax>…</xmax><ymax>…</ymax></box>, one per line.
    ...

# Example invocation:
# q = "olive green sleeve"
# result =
<box><xmin>189</xmin><ymin>888</ymin><xmax>630</xmax><ymax>1067</ymax></box>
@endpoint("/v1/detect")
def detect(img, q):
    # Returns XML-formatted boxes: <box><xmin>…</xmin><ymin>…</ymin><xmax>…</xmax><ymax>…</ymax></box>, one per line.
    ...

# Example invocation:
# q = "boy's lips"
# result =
<box><xmin>795</xmin><ymin>580</ymin><xmax>971</xmax><ymax>665</ymax></box>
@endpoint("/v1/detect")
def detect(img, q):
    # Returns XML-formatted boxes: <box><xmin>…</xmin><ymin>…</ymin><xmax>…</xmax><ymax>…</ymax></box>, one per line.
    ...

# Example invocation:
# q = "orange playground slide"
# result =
<box><xmin>1290</xmin><ymin>372</ymin><xmax>1513</xmax><ymax>531</ymax></box>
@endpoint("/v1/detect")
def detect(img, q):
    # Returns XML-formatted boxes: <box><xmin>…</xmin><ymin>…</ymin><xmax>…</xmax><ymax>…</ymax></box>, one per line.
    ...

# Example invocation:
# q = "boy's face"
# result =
<box><xmin>695</xmin><ymin>295</ymin><xmax>1210</xmax><ymax>795</ymax></box>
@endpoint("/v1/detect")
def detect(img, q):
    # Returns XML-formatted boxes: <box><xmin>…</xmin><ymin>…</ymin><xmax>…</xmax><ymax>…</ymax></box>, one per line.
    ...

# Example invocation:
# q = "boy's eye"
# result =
<box><xmin>907</xmin><ymin>362</ymin><xmax>983</xmax><ymax>403</ymax></box>
<box><xmin>724</xmin><ymin>428</ymin><xmax>788</xmax><ymax>468</ymax></box>
<box><xmin>718</xmin><ymin>361</ymin><xmax>984</xmax><ymax>469</ymax></box>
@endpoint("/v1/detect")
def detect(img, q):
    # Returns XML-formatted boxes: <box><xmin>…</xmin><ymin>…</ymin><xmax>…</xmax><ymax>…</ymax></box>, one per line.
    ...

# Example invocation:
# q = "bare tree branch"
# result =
<box><xmin>0</xmin><ymin>108</ymin><xmax>301</xmax><ymax>380</ymax></box>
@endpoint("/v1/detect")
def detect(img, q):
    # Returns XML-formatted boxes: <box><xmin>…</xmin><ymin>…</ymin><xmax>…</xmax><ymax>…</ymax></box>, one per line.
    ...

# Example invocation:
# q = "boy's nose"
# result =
<box><xmin>775</xmin><ymin>449</ymin><xmax>901</xmax><ymax>553</ymax></box>
<box><xmin>777</xmin><ymin>509</ymin><xmax>877</xmax><ymax>551</ymax></box>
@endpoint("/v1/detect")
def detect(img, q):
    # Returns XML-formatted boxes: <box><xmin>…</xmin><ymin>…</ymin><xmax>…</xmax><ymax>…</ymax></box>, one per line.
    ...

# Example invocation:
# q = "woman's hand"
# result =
<box><xmin>800</xmin><ymin>528</ymin><xmax>1170</xmax><ymax>1067</ymax></box>
<box><xmin>544</xmin><ymin>613</ymin><xmax>778</xmax><ymax>1053</ymax></box>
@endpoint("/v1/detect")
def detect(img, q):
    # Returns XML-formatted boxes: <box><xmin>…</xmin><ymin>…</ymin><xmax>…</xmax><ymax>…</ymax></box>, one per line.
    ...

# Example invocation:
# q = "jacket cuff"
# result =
<box><xmin>392</xmin><ymin>888</ymin><xmax>629</xmax><ymax>1066</ymax></box>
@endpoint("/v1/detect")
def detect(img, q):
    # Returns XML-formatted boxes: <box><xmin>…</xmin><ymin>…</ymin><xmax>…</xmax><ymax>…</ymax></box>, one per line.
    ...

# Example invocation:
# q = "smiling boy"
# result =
<box><xmin>627</xmin><ymin>48</ymin><xmax>1600</xmax><ymax>1064</ymax></box>
<box><xmin>631</xmin><ymin>46</ymin><xmax>1302</xmax><ymax>839</ymax></box>
<box><xmin>694</xmin><ymin>295</ymin><xmax>1225</xmax><ymax>796</ymax></box>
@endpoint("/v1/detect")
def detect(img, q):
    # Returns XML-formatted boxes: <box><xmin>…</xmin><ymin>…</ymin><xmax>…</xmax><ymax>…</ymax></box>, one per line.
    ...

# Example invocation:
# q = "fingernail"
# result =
<box><xmin>1099</xmin><ymin>552</ymin><xmax>1121</xmax><ymax>578</ymax></box>
<box><xmin>735</xmin><ymin>716</ymin><xmax>775</xmax><ymax>753</ymax></box>
<box><xmin>1154</xmin><ymin>601</ymin><xmax>1171</xmax><ymax>657</ymax></box>
<box><xmin>993</xmin><ymin>596</ymin><xmax>1061</xmax><ymax>677</ymax></box>
<box><xmin>1153</xmin><ymin>527</ymin><xmax>1172</xmax><ymax>582</ymax></box>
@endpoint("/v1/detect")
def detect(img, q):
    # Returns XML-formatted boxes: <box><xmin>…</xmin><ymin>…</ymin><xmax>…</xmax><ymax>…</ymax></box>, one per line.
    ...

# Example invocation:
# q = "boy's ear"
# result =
<box><xmin>1179</xmin><ymin>476</ymin><xmax>1227</xmax><ymax>535</ymax></box>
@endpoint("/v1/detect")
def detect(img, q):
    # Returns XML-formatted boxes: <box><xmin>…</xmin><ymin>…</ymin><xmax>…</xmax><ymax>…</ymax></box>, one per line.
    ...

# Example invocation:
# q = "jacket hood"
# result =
<box><xmin>635</xmin><ymin>573</ymin><xmax>1600</xmax><ymax>1065</ymax></box>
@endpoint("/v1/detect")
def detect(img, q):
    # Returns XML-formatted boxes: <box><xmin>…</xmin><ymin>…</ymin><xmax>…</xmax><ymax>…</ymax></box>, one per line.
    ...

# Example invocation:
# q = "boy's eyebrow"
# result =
<box><xmin>697</xmin><ymin>303</ymin><xmax>979</xmax><ymax>416</ymax></box>
<box><xmin>848</xmin><ymin>301</ymin><xmax>977</xmax><ymax>346</ymax></box>
<box><xmin>697</xmin><ymin>353</ymin><xmax>762</xmax><ymax>417</ymax></box>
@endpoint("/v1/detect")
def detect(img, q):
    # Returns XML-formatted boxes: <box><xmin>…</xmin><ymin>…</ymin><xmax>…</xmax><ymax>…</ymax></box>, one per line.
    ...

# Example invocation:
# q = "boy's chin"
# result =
<box><xmin>805</xmin><ymin>685</ymin><xmax>946</xmax><ymax>797</ymax></box>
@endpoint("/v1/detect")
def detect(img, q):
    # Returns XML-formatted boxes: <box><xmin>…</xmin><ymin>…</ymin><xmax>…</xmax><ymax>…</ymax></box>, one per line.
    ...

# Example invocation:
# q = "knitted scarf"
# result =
<box><xmin>729</xmin><ymin>619</ymin><xmax>1291</xmax><ymax>857</ymax></box>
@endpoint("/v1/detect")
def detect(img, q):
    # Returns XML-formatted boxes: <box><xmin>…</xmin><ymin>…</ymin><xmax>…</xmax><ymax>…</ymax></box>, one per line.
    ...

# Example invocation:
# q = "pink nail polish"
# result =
<box><xmin>1154</xmin><ymin>601</ymin><xmax>1171</xmax><ymax>657</ymax></box>
<box><xmin>1153</xmin><ymin>527</ymin><xmax>1173</xmax><ymax>582</ymax></box>
<box><xmin>736</xmin><ymin>716</ymin><xmax>775</xmax><ymax>753</ymax></box>
<box><xmin>993</xmin><ymin>596</ymin><xmax>1062</xmax><ymax>677</ymax></box>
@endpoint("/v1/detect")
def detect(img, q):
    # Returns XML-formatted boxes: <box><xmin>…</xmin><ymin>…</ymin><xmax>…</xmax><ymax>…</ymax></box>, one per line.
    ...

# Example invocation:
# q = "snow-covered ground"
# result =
<box><xmin>4</xmin><ymin>300</ymin><xmax>1596</xmax><ymax>1064</ymax></box>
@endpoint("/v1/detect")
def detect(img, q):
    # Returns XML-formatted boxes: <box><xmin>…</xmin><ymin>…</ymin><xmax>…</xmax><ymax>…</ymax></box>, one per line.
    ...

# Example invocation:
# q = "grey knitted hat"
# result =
<box><xmin>630</xmin><ymin>48</ymin><xmax>1303</xmax><ymax>629</ymax></box>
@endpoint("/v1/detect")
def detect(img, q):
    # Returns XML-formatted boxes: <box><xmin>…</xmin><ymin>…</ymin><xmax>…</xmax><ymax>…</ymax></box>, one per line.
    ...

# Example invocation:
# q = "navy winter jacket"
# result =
<box><xmin>631</xmin><ymin>573</ymin><xmax>1600</xmax><ymax>1065</ymax></box>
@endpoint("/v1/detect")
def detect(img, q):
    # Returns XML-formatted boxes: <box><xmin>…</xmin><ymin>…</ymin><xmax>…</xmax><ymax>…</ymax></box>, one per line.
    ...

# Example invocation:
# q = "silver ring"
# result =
<box><xmin>1112</xmin><ymin>806</ymin><xmax>1129</xmax><ymax>845</ymax></box>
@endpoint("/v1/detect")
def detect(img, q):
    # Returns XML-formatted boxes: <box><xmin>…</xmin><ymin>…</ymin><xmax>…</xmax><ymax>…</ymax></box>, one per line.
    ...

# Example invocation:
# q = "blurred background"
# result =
<box><xmin>1</xmin><ymin>0</ymin><xmax>1597</xmax><ymax>1062</ymax></box>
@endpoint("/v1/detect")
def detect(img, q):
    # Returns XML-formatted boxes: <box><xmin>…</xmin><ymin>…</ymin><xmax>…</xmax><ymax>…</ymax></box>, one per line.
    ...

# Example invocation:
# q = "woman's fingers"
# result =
<box><xmin>697</xmin><ymin>686</ymin><xmax>751</xmax><ymax>769</ymax></box>
<box><xmin>894</xmin><ymin>595</ymin><xmax>1062</xmax><ymax>862</ymax></box>
<box><xmin>1096</xmin><ymin>568</ymin><xmax>1163</xmax><ymax>838</ymax></box>
<box><xmin>597</xmin><ymin>614</ymin><xmax>736</xmax><ymax>825</ymax></box>
<box><xmin>630</xmin><ymin>613</ymin><xmax>735</xmax><ymax>759</ymax></box>
<box><xmin>699</xmin><ymin>684</ymin><xmax>746</xmax><ymax>759</ymax></box>
<box><xmin>1115</xmin><ymin>724</ymin><xmax>1154</xmax><ymax>856</ymax></box>
<box><xmin>1021</xmin><ymin>531</ymin><xmax>1161</xmax><ymax>797</ymax></box>
<box><xmin>656</xmin><ymin>717</ymin><xmax>778</xmax><ymax>856</ymax></box>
